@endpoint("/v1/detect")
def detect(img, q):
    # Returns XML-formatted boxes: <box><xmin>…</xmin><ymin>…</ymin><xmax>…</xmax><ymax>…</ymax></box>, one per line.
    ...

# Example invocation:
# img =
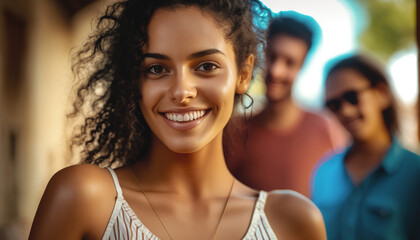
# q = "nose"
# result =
<box><xmin>170</xmin><ymin>70</ymin><xmax>197</xmax><ymax>104</ymax></box>
<box><xmin>269</xmin><ymin>60</ymin><xmax>287</xmax><ymax>80</ymax></box>
<box><xmin>337</xmin><ymin>100</ymin><xmax>357</xmax><ymax>117</ymax></box>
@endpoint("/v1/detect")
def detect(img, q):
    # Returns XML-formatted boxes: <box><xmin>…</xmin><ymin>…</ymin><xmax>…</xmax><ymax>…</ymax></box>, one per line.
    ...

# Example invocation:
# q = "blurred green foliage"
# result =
<box><xmin>355</xmin><ymin>0</ymin><xmax>415</xmax><ymax>61</ymax></box>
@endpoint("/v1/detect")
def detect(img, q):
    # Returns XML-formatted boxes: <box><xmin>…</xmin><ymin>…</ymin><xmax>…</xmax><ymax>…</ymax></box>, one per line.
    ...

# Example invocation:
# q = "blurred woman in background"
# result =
<box><xmin>312</xmin><ymin>54</ymin><xmax>420</xmax><ymax>240</ymax></box>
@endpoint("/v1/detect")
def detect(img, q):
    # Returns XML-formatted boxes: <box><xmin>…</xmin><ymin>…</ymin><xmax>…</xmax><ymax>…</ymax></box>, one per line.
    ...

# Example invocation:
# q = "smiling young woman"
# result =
<box><xmin>28</xmin><ymin>1</ymin><xmax>326</xmax><ymax>240</ymax></box>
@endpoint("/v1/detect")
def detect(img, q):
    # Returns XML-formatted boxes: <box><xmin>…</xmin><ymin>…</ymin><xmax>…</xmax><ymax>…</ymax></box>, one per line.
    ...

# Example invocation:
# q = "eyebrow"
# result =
<box><xmin>188</xmin><ymin>49</ymin><xmax>225</xmax><ymax>60</ymax></box>
<box><xmin>143</xmin><ymin>53</ymin><xmax>169</xmax><ymax>60</ymax></box>
<box><xmin>143</xmin><ymin>49</ymin><xmax>225</xmax><ymax>61</ymax></box>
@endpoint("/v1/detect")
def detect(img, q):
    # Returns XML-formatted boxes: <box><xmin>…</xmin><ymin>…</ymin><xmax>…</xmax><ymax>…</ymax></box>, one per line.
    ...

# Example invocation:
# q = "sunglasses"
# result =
<box><xmin>325</xmin><ymin>86</ymin><xmax>371</xmax><ymax>113</ymax></box>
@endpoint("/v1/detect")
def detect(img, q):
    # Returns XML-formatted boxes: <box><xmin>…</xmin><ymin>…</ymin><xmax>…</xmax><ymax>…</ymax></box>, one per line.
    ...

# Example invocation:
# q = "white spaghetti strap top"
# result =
<box><xmin>103</xmin><ymin>167</ymin><xmax>278</xmax><ymax>240</ymax></box>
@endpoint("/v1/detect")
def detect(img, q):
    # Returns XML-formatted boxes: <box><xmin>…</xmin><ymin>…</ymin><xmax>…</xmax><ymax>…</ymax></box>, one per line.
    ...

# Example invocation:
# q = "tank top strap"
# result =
<box><xmin>106</xmin><ymin>167</ymin><xmax>123</xmax><ymax>197</ymax></box>
<box><xmin>103</xmin><ymin>167</ymin><xmax>125</xmax><ymax>239</ymax></box>
<box><xmin>254</xmin><ymin>190</ymin><xmax>267</xmax><ymax>212</ymax></box>
<box><xmin>257</xmin><ymin>190</ymin><xmax>267</xmax><ymax>204</ymax></box>
<box><xmin>248</xmin><ymin>190</ymin><xmax>268</xmax><ymax>228</ymax></box>
<box><xmin>242</xmin><ymin>190</ymin><xmax>275</xmax><ymax>240</ymax></box>
<box><xmin>255</xmin><ymin>190</ymin><xmax>277</xmax><ymax>240</ymax></box>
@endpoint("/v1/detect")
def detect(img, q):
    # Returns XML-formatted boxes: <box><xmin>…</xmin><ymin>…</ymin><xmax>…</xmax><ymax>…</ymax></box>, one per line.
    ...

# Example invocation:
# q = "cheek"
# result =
<box><xmin>139</xmin><ymin>81</ymin><xmax>165</xmax><ymax>113</ymax></box>
<box><xmin>289</xmin><ymin>66</ymin><xmax>300</xmax><ymax>80</ymax></box>
<box><xmin>359</xmin><ymin>97</ymin><xmax>384</xmax><ymax>125</ymax></box>
<box><xmin>201</xmin><ymin>81</ymin><xmax>235</xmax><ymax>112</ymax></box>
<box><xmin>211</xmin><ymin>72</ymin><xmax>237</xmax><ymax>107</ymax></box>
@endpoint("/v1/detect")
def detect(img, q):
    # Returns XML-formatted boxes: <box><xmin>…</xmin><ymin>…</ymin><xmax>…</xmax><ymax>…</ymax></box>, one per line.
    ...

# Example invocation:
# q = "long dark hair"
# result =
<box><xmin>70</xmin><ymin>0</ymin><xmax>271</xmax><ymax>167</ymax></box>
<box><xmin>326</xmin><ymin>54</ymin><xmax>399</xmax><ymax>136</ymax></box>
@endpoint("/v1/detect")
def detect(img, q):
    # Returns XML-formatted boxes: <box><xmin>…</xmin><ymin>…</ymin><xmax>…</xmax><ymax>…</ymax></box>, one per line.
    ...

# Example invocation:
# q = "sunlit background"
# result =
<box><xmin>0</xmin><ymin>0</ymin><xmax>417</xmax><ymax>239</ymax></box>
<box><xmin>261</xmin><ymin>0</ymin><xmax>417</xmax><ymax>104</ymax></box>
<box><xmin>255</xmin><ymin>0</ymin><xmax>418</xmax><ymax>150</ymax></box>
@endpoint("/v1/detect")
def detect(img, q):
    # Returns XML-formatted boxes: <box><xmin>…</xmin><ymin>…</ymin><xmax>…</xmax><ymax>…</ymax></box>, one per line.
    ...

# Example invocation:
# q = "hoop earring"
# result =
<box><xmin>240</xmin><ymin>92</ymin><xmax>254</xmax><ymax>110</ymax></box>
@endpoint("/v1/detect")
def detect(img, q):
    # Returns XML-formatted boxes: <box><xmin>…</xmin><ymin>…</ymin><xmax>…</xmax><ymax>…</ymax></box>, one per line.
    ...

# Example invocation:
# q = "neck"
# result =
<box><xmin>134</xmin><ymin>133</ymin><xmax>233</xmax><ymax>198</ymax></box>
<box><xmin>260</xmin><ymin>98</ymin><xmax>302</xmax><ymax>130</ymax></box>
<box><xmin>348</xmin><ymin>132</ymin><xmax>392</xmax><ymax>167</ymax></box>
<box><xmin>352</xmin><ymin>127</ymin><xmax>392</xmax><ymax>154</ymax></box>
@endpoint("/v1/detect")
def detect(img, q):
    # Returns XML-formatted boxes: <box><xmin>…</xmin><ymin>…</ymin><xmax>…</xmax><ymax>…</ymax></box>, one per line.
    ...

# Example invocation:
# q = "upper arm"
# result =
<box><xmin>29</xmin><ymin>164</ymin><xmax>115</xmax><ymax>240</ymax></box>
<box><xmin>265</xmin><ymin>190</ymin><xmax>327</xmax><ymax>240</ymax></box>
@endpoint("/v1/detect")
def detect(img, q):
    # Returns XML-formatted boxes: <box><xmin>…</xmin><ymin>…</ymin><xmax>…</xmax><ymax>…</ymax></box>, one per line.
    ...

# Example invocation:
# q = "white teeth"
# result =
<box><xmin>164</xmin><ymin>110</ymin><xmax>206</xmax><ymax>122</ymax></box>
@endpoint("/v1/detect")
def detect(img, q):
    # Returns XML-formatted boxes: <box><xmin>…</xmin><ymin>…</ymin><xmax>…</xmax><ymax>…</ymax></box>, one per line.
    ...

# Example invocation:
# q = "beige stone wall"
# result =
<box><xmin>1</xmin><ymin>1</ymin><xmax>37</xmax><ymax>238</ymax></box>
<box><xmin>0</xmin><ymin>0</ymin><xmax>110</xmax><ymax>238</ymax></box>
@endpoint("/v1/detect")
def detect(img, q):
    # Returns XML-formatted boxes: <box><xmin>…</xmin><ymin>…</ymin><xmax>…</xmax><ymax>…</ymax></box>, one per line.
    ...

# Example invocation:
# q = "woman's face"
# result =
<box><xmin>139</xmin><ymin>6</ymin><xmax>250</xmax><ymax>153</ymax></box>
<box><xmin>325</xmin><ymin>68</ymin><xmax>389</xmax><ymax>142</ymax></box>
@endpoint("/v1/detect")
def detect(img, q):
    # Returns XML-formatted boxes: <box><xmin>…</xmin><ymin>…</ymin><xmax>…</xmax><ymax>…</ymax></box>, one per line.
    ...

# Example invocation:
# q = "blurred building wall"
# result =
<box><xmin>0</xmin><ymin>0</ymin><xmax>108</xmax><ymax>238</ymax></box>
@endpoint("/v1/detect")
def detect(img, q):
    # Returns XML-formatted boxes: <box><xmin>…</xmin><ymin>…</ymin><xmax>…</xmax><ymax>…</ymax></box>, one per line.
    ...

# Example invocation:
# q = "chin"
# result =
<box><xmin>165</xmin><ymin>141</ymin><xmax>207</xmax><ymax>154</ymax></box>
<box><xmin>267</xmin><ymin>95</ymin><xmax>289</xmax><ymax>103</ymax></box>
<box><xmin>168</xmin><ymin>147</ymin><xmax>204</xmax><ymax>155</ymax></box>
<box><xmin>350</xmin><ymin>131</ymin><xmax>371</xmax><ymax>142</ymax></box>
<box><xmin>266</xmin><ymin>90</ymin><xmax>290</xmax><ymax>102</ymax></box>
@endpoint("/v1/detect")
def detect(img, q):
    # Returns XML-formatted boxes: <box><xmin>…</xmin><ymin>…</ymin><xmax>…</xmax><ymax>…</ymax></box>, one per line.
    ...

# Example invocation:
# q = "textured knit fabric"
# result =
<box><xmin>311</xmin><ymin>139</ymin><xmax>420</xmax><ymax>240</ymax></box>
<box><xmin>225</xmin><ymin>110</ymin><xmax>347</xmax><ymax>196</ymax></box>
<box><xmin>103</xmin><ymin>167</ymin><xmax>278</xmax><ymax>240</ymax></box>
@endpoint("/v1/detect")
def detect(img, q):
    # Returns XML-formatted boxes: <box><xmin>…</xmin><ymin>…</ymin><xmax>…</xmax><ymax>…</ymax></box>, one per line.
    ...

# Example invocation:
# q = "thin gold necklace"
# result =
<box><xmin>130</xmin><ymin>168</ymin><xmax>235</xmax><ymax>240</ymax></box>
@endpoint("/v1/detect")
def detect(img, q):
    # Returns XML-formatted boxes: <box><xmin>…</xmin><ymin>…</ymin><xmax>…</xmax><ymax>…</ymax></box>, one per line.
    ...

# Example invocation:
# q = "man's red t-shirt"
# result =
<box><xmin>224</xmin><ymin>110</ymin><xmax>348</xmax><ymax>197</ymax></box>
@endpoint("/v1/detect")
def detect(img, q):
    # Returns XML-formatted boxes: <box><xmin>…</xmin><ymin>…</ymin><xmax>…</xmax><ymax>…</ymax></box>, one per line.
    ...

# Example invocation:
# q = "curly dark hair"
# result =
<box><xmin>70</xmin><ymin>0</ymin><xmax>271</xmax><ymax>167</ymax></box>
<box><xmin>325</xmin><ymin>53</ymin><xmax>399</xmax><ymax>137</ymax></box>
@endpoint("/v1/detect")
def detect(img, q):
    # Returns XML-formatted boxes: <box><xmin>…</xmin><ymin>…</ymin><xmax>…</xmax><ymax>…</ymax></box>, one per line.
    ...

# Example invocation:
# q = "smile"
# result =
<box><xmin>164</xmin><ymin>110</ymin><xmax>206</xmax><ymax>122</ymax></box>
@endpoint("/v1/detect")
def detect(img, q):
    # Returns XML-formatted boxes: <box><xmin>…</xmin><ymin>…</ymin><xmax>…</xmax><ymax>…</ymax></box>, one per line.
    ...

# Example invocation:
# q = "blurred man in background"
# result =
<box><xmin>225</xmin><ymin>11</ymin><xmax>348</xmax><ymax>197</ymax></box>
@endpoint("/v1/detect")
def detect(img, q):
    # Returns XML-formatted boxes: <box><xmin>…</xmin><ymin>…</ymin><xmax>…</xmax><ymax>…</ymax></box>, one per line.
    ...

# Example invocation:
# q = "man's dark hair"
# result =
<box><xmin>267</xmin><ymin>11</ymin><xmax>320</xmax><ymax>52</ymax></box>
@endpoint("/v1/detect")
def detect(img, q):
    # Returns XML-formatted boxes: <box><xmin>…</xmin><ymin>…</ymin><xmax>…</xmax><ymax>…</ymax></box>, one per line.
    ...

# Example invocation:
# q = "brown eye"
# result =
<box><xmin>196</xmin><ymin>62</ymin><xmax>218</xmax><ymax>72</ymax></box>
<box><xmin>147</xmin><ymin>65</ymin><xmax>168</xmax><ymax>74</ymax></box>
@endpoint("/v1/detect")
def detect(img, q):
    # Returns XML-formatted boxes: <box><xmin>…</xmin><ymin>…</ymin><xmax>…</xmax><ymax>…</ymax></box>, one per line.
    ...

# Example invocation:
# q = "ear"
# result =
<box><xmin>374</xmin><ymin>83</ymin><xmax>392</xmax><ymax>110</ymax></box>
<box><xmin>236</xmin><ymin>54</ymin><xmax>254</xmax><ymax>94</ymax></box>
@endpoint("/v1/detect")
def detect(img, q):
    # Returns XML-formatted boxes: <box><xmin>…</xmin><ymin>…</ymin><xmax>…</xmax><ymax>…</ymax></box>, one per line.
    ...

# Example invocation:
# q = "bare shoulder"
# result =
<box><xmin>50</xmin><ymin>163</ymin><xmax>113</xmax><ymax>188</ymax></box>
<box><xmin>41</xmin><ymin>164</ymin><xmax>115</xmax><ymax>204</ymax></box>
<box><xmin>264</xmin><ymin>190</ymin><xmax>326</xmax><ymax>240</ymax></box>
<box><xmin>29</xmin><ymin>164</ymin><xmax>116</xmax><ymax>239</ymax></box>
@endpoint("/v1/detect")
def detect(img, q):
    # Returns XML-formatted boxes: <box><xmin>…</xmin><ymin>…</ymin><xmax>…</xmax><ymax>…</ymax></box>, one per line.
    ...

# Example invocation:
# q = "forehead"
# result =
<box><xmin>145</xmin><ymin>6</ymin><xmax>230</xmax><ymax>55</ymax></box>
<box><xmin>267</xmin><ymin>34</ymin><xmax>308</xmax><ymax>58</ymax></box>
<box><xmin>325</xmin><ymin>68</ymin><xmax>370</xmax><ymax>98</ymax></box>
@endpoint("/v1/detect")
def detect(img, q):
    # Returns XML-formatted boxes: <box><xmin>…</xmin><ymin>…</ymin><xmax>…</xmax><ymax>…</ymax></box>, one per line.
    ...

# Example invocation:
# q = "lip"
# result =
<box><xmin>343</xmin><ymin>117</ymin><xmax>362</xmax><ymax>131</ymax></box>
<box><xmin>266</xmin><ymin>79</ymin><xmax>289</xmax><ymax>88</ymax></box>
<box><xmin>160</xmin><ymin>108</ymin><xmax>210</xmax><ymax>131</ymax></box>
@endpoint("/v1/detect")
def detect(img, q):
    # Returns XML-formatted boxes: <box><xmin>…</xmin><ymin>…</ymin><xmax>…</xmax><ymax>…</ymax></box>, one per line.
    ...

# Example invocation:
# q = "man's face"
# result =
<box><xmin>265</xmin><ymin>34</ymin><xmax>308</xmax><ymax>103</ymax></box>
